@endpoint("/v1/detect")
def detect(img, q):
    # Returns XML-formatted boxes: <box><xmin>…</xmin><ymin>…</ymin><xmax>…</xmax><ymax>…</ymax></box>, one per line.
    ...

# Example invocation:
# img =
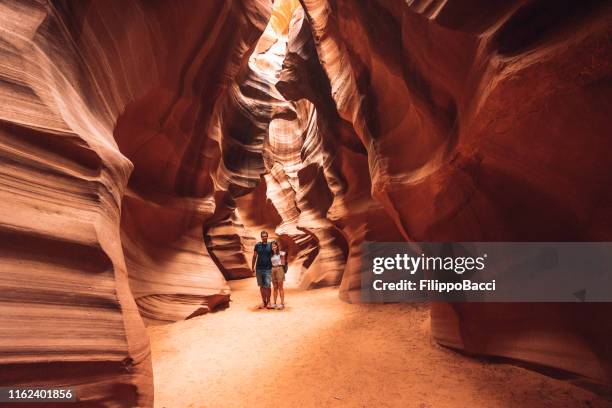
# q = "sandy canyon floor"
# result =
<box><xmin>148</xmin><ymin>279</ymin><xmax>611</xmax><ymax>408</ymax></box>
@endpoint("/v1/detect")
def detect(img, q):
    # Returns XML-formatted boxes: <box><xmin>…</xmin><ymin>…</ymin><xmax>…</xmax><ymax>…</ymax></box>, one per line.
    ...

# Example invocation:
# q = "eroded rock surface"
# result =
<box><xmin>0</xmin><ymin>0</ymin><xmax>270</xmax><ymax>404</ymax></box>
<box><xmin>1</xmin><ymin>0</ymin><xmax>611</xmax><ymax>403</ymax></box>
<box><xmin>300</xmin><ymin>0</ymin><xmax>612</xmax><ymax>383</ymax></box>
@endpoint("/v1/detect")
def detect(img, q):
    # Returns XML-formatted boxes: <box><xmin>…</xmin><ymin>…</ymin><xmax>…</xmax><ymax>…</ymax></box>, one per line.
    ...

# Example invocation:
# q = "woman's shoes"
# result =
<box><xmin>263</xmin><ymin>303</ymin><xmax>285</xmax><ymax>310</ymax></box>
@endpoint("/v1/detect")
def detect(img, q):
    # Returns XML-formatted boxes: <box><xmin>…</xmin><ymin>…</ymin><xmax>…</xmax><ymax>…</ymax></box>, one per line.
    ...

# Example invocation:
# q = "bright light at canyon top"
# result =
<box><xmin>249</xmin><ymin>0</ymin><xmax>301</xmax><ymax>83</ymax></box>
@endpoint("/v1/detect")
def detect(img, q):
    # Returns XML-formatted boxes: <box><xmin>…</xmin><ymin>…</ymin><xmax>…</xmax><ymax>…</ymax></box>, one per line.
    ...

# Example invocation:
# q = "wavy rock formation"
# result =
<box><xmin>208</xmin><ymin>0</ymin><xmax>350</xmax><ymax>288</ymax></box>
<box><xmin>1</xmin><ymin>0</ymin><xmax>611</xmax><ymax>403</ymax></box>
<box><xmin>0</xmin><ymin>0</ymin><xmax>270</xmax><ymax>405</ymax></box>
<box><xmin>275</xmin><ymin>4</ymin><xmax>405</xmax><ymax>295</ymax></box>
<box><xmin>300</xmin><ymin>0</ymin><xmax>612</xmax><ymax>383</ymax></box>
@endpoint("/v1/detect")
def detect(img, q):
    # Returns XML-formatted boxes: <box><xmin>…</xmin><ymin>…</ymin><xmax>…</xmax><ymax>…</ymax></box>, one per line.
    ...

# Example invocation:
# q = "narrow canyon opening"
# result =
<box><xmin>1</xmin><ymin>0</ymin><xmax>611</xmax><ymax>407</ymax></box>
<box><xmin>143</xmin><ymin>2</ymin><xmax>612</xmax><ymax>406</ymax></box>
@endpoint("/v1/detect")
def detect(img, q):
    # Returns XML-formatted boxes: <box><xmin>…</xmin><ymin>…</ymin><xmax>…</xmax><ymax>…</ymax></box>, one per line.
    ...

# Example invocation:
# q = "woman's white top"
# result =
<box><xmin>271</xmin><ymin>251</ymin><xmax>286</xmax><ymax>267</ymax></box>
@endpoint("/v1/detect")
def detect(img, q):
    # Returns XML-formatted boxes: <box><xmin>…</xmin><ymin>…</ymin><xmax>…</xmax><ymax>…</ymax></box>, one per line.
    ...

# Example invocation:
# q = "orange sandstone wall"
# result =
<box><xmin>1</xmin><ymin>0</ymin><xmax>611</xmax><ymax>401</ymax></box>
<box><xmin>300</xmin><ymin>0</ymin><xmax>612</xmax><ymax>383</ymax></box>
<box><xmin>0</xmin><ymin>0</ymin><xmax>270</xmax><ymax>404</ymax></box>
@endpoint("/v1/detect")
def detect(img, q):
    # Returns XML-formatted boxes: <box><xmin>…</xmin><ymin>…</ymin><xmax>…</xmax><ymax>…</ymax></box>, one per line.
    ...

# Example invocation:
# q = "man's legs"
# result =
<box><xmin>263</xmin><ymin>270</ymin><xmax>272</xmax><ymax>307</ymax></box>
<box><xmin>256</xmin><ymin>270</ymin><xmax>267</xmax><ymax>307</ymax></box>
<box><xmin>265</xmin><ymin>287</ymin><xmax>271</xmax><ymax>305</ymax></box>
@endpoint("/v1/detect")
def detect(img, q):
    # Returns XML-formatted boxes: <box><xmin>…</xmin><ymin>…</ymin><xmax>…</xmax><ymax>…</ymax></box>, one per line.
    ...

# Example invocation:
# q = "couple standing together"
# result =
<box><xmin>251</xmin><ymin>231</ymin><xmax>287</xmax><ymax>309</ymax></box>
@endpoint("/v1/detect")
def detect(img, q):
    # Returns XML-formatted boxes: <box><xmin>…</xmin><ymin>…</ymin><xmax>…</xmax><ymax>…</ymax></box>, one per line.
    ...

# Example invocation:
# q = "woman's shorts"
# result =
<box><xmin>271</xmin><ymin>265</ymin><xmax>285</xmax><ymax>283</ymax></box>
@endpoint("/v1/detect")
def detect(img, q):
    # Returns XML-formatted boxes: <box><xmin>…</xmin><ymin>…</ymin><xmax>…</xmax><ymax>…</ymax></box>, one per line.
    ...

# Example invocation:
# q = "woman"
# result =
<box><xmin>270</xmin><ymin>241</ymin><xmax>287</xmax><ymax>310</ymax></box>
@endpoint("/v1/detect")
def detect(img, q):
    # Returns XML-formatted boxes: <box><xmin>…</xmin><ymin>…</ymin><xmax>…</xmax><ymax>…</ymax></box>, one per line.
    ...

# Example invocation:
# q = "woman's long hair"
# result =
<box><xmin>271</xmin><ymin>241</ymin><xmax>280</xmax><ymax>255</ymax></box>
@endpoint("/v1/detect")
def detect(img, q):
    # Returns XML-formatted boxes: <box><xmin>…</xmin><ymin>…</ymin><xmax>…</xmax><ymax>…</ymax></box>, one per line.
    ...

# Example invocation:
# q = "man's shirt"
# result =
<box><xmin>254</xmin><ymin>242</ymin><xmax>272</xmax><ymax>270</ymax></box>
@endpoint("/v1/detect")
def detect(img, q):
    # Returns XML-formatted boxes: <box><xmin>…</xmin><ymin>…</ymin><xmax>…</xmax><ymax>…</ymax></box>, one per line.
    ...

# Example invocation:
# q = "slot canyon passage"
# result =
<box><xmin>1</xmin><ymin>0</ymin><xmax>612</xmax><ymax>407</ymax></box>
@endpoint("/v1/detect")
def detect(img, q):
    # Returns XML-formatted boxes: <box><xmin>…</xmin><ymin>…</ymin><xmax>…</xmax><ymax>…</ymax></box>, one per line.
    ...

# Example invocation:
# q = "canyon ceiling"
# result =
<box><xmin>0</xmin><ymin>0</ymin><xmax>611</xmax><ymax>406</ymax></box>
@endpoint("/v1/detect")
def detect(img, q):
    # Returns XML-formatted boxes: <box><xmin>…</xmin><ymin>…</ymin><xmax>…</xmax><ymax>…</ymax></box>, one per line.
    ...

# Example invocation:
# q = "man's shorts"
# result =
<box><xmin>256</xmin><ymin>269</ymin><xmax>272</xmax><ymax>288</ymax></box>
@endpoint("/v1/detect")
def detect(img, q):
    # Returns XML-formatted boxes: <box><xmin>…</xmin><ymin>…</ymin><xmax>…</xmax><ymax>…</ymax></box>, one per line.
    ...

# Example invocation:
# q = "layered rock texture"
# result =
<box><xmin>298</xmin><ymin>0</ymin><xmax>612</xmax><ymax>384</ymax></box>
<box><xmin>0</xmin><ymin>0</ymin><xmax>270</xmax><ymax>405</ymax></box>
<box><xmin>1</xmin><ymin>0</ymin><xmax>611</xmax><ymax>404</ymax></box>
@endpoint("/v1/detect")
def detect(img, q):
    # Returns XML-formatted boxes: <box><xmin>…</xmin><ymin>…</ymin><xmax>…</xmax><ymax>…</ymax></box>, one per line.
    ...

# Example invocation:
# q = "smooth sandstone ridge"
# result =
<box><xmin>0</xmin><ymin>0</ymin><xmax>610</xmax><ymax>404</ymax></box>
<box><xmin>298</xmin><ymin>0</ymin><xmax>612</xmax><ymax>384</ymax></box>
<box><xmin>0</xmin><ymin>0</ymin><xmax>271</xmax><ymax>405</ymax></box>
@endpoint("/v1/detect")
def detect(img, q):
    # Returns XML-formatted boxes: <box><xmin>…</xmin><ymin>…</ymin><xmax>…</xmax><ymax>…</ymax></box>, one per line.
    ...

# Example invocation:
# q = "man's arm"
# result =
<box><xmin>251</xmin><ymin>251</ymin><xmax>257</xmax><ymax>274</ymax></box>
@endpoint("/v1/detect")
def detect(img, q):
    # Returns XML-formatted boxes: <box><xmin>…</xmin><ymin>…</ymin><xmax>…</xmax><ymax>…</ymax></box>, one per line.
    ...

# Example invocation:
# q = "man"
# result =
<box><xmin>252</xmin><ymin>230</ymin><xmax>273</xmax><ymax>309</ymax></box>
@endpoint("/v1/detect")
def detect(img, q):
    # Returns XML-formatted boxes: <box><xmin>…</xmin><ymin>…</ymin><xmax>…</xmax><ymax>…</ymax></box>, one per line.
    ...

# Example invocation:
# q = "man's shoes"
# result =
<box><xmin>257</xmin><ymin>304</ymin><xmax>266</xmax><ymax>309</ymax></box>
<box><xmin>266</xmin><ymin>304</ymin><xmax>275</xmax><ymax>309</ymax></box>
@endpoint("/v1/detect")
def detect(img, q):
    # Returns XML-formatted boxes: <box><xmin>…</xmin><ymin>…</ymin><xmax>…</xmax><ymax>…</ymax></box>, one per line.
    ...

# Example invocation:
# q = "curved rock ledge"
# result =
<box><xmin>0</xmin><ymin>0</ymin><xmax>270</xmax><ymax>404</ymax></box>
<box><xmin>300</xmin><ymin>0</ymin><xmax>612</xmax><ymax>384</ymax></box>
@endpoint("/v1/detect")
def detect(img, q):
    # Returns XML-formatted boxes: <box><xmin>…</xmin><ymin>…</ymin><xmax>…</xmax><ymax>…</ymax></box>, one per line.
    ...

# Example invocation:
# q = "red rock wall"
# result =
<box><xmin>1</xmin><ymin>0</ymin><xmax>611</xmax><ymax>401</ymax></box>
<box><xmin>0</xmin><ymin>0</ymin><xmax>270</xmax><ymax>404</ymax></box>
<box><xmin>300</xmin><ymin>0</ymin><xmax>612</xmax><ymax>383</ymax></box>
<box><xmin>215</xmin><ymin>1</ymin><xmax>352</xmax><ymax>288</ymax></box>
<box><xmin>273</xmin><ymin>5</ymin><xmax>405</xmax><ymax>292</ymax></box>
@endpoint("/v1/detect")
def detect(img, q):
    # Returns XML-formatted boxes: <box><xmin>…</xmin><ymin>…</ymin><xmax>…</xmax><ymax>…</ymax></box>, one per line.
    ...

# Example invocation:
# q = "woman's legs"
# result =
<box><xmin>278</xmin><ymin>280</ymin><xmax>284</xmax><ymax>307</ymax></box>
<box><xmin>272</xmin><ymin>281</ymin><xmax>279</xmax><ymax>305</ymax></box>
